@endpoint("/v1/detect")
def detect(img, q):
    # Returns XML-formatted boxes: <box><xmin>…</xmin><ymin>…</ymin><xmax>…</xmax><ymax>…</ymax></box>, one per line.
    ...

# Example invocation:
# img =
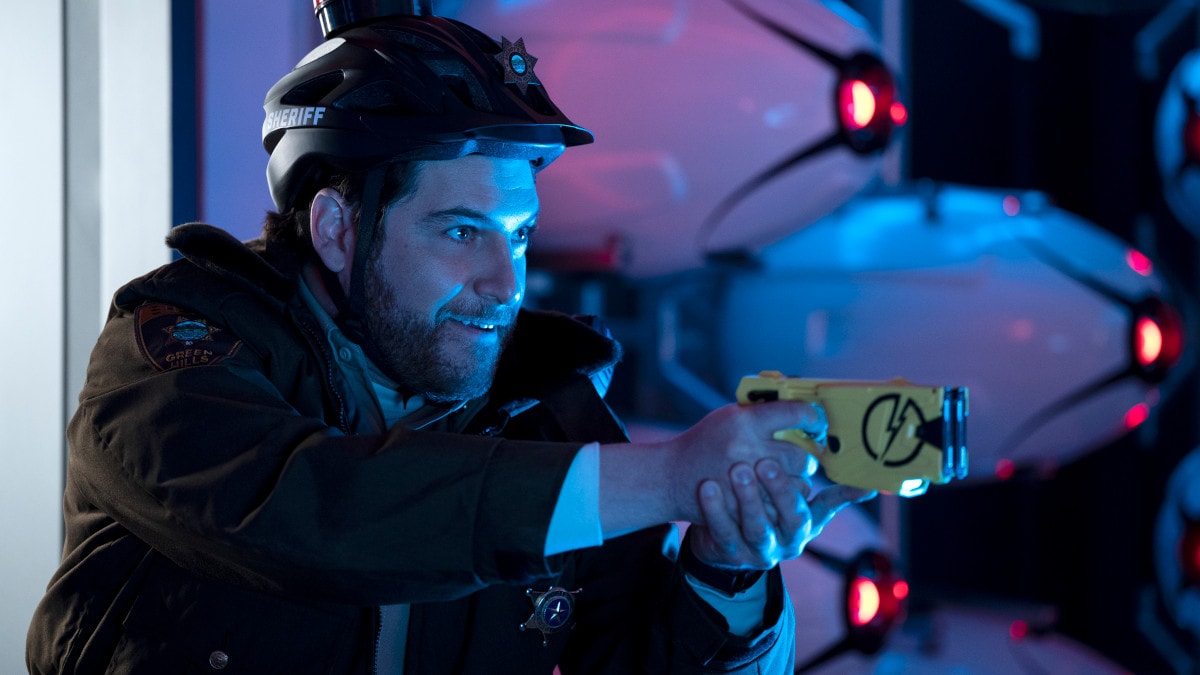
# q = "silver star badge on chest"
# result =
<box><xmin>520</xmin><ymin>586</ymin><xmax>580</xmax><ymax>646</ymax></box>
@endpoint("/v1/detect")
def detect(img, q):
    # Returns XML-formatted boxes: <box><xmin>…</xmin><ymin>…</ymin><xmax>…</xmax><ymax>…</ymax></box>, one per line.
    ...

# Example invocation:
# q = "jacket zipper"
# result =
<box><xmin>297</xmin><ymin>306</ymin><xmax>377</xmax><ymax>670</ymax></box>
<box><xmin>294</xmin><ymin>312</ymin><xmax>352</xmax><ymax>434</ymax></box>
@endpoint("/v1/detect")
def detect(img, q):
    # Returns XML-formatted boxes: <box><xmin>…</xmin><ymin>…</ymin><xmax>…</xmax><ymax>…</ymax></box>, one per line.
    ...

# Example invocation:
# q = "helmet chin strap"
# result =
<box><xmin>321</xmin><ymin>165</ymin><xmax>387</xmax><ymax>360</ymax></box>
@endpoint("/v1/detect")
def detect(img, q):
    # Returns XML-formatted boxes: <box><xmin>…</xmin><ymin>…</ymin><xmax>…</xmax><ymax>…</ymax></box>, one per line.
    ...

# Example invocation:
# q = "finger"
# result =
<box><xmin>745</xmin><ymin>400</ymin><xmax>827</xmax><ymax>440</ymax></box>
<box><xmin>696</xmin><ymin>479</ymin><xmax>743</xmax><ymax>559</ymax></box>
<box><xmin>755</xmin><ymin>457</ymin><xmax>810</xmax><ymax>502</ymax></box>
<box><xmin>756</xmin><ymin>459</ymin><xmax>811</xmax><ymax>558</ymax></box>
<box><xmin>801</xmin><ymin>453</ymin><xmax>818</xmax><ymax>479</ymax></box>
<box><xmin>729</xmin><ymin>463</ymin><xmax>777</xmax><ymax>563</ymax></box>
<box><xmin>808</xmin><ymin>485</ymin><xmax>877</xmax><ymax>532</ymax></box>
<box><xmin>769</xmin><ymin>444</ymin><xmax>819</xmax><ymax>480</ymax></box>
<box><xmin>796</xmin><ymin>401</ymin><xmax>828</xmax><ymax>442</ymax></box>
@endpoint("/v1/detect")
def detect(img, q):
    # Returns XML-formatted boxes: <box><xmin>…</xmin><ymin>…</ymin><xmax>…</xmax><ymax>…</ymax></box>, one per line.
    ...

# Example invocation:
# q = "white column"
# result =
<box><xmin>0</xmin><ymin>1</ymin><xmax>175</xmax><ymax>669</ymax></box>
<box><xmin>0</xmin><ymin>2</ymin><xmax>66</xmax><ymax>668</ymax></box>
<box><xmin>99</xmin><ymin>1</ymin><xmax>173</xmax><ymax>308</ymax></box>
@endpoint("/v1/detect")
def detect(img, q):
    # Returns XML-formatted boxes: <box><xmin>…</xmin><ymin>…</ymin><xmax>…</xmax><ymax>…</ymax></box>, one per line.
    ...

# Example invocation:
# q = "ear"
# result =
<box><xmin>309</xmin><ymin>187</ymin><xmax>356</xmax><ymax>291</ymax></box>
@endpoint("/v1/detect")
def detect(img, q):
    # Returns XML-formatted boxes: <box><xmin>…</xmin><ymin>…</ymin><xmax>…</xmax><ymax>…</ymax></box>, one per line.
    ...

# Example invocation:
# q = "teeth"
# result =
<box><xmin>457</xmin><ymin>318</ymin><xmax>496</xmax><ymax>330</ymax></box>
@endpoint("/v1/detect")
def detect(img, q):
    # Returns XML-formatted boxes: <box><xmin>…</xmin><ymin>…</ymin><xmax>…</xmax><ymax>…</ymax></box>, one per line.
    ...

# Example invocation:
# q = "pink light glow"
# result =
<box><xmin>1124</xmin><ymin>403</ymin><xmax>1150</xmax><ymax>430</ymax></box>
<box><xmin>996</xmin><ymin>458</ymin><xmax>1015</xmax><ymax>481</ymax></box>
<box><xmin>1126</xmin><ymin>249</ymin><xmax>1153</xmax><ymax>277</ymax></box>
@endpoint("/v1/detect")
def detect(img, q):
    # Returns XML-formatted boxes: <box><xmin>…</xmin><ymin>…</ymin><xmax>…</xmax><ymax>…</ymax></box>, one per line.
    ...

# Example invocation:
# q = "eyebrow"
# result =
<box><xmin>422</xmin><ymin>206</ymin><xmax>539</xmax><ymax>231</ymax></box>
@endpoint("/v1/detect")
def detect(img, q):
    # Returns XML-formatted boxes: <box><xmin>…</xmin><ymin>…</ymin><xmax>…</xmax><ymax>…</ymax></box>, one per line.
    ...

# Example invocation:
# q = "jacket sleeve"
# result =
<box><xmin>66</xmin><ymin>296</ymin><xmax>580</xmax><ymax>606</ymax></box>
<box><xmin>558</xmin><ymin>525</ymin><xmax>795</xmax><ymax>674</ymax></box>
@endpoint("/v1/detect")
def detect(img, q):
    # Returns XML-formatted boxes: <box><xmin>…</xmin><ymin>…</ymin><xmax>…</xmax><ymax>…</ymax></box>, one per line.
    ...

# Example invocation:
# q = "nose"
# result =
<box><xmin>473</xmin><ymin>235</ymin><xmax>523</xmax><ymax>307</ymax></box>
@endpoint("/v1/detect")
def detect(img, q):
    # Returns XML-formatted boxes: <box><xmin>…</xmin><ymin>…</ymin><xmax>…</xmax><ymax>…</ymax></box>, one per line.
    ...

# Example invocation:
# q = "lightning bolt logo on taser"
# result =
<box><xmin>736</xmin><ymin>371</ymin><xmax>968</xmax><ymax>497</ymax></box>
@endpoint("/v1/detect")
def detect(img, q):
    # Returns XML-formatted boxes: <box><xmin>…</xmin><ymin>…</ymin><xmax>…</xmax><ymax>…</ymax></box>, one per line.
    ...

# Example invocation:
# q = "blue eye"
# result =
<box><xmin>514</xmin><ymin>226</ymin><xmax>534</xmax><ymax>243</ymax></box>
<box><xmin>447</xmin><ymin>226</ymin><xmax>475</xmax><ymax>241</ymax></box>
<box><xmin>513</xmin><ymin>226</ymin><xmax>537</xmax><ymax>256</ymax></box>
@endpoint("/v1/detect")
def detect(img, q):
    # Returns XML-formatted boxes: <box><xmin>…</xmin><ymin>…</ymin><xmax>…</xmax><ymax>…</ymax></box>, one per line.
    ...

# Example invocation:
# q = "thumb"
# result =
<box><xmin>808</xmin><ymin>486</ymin><xmax>877</xmax><ymax>531</ymax></box>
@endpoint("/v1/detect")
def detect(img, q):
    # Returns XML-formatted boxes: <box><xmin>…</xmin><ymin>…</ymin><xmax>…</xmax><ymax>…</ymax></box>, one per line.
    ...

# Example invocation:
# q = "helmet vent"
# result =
<box><xmin>336</xmin><ymin>79</ymin><xmax>435</xmax><ymax>116</ymax></box>
<box><xmin>281</xmin><ymin>71</ymin><xmax>346</xmax><ymax>106</ymax></box>
<box><xmin>441</xmin><ymin>76</ymin><xmax>488</xmax><ymax>112</ymax></box>
<box><xmin>373</xmin><ymin>26</ymin><xmax>441</xmax><ymax>54</ymax></box>
<box><xmin>425</xmin><ymin>59</ymin><xmax>492</xmax><ymax>111</ymax></box>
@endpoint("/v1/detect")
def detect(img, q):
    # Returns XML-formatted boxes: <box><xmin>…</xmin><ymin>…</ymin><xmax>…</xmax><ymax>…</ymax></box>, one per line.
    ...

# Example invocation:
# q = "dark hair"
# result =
<box><xmin>261</xmin><ymin>161</ymin><xmax>422</xmax><ymax>254</ymax></box>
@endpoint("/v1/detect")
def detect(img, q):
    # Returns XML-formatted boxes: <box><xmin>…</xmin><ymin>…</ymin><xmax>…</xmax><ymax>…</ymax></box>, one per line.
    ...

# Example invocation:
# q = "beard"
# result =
<box><xmin>362</xmin><ymin>263</ymin><xmax>514</xmax><ymax>403</ymax></box>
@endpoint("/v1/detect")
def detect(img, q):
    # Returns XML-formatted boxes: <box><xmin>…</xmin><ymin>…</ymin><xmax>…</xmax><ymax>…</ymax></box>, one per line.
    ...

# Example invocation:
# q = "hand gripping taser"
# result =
<box><xmin>736</xmin><ymin>371</ymin><xmax>968</xmax><ymax>497</ymax></box>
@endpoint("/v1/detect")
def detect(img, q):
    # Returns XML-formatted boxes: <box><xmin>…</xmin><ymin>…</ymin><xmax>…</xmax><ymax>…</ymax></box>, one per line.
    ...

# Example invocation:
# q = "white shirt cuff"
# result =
<box><xmin>686</xmin><ymin>572</ymin><xmax>769</xmax><ymax>636</ymax></box>
<box><xmin>544</xmin><ymin>442</ymin><xmax>603</xmax><ymax>556</ymax></box>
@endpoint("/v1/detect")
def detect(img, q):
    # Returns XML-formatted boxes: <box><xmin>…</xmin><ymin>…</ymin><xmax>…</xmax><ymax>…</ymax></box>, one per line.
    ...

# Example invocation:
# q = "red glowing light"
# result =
<box><xmin>1134</xmin><ymin>299</ymin><xmax>1185</xmax><ymax>379</ymax></box>
<box><xmin>1010</xmin><ymin>620</ymin><xmax>1029</xmax><ymax>640</ymax></box>
<box><xmin>843</xmin><ymin>551</ymin><xmax>905</xmax><ymax>654</ymax></box>
<box><xmin>836</xmin><ymin>56</ymin><xmax>899</xmax><ymax>154</ymax></box>
<box><xmin>1002</xmin><ymin>195</ymin><xmax>1020</xmax><ymax>216</ymax></box>
<box><xmin>1124</xmin><ymin>403</ymin><xmax>1150</xmax><ymax>430</ymax></box>
<box><xmin>849</xmin><ymin>577</ymin><xmax>881</xmax><ymax>626</ymax></box>
<box><xmin>841</xmin><ymin>79</ymin><xmax>877</xmax><ymax>130</ymax></box>
<box><xmin>1126</xmin><ymin>249</ymin><xmax>1153</xmax><ymax>277</ymax></box>
<box><xmin>995</xmin><ymin>458</ymin><xmax>1015</xmax><ymax>481</ymax></box>
<box><xmin>1137</xmin><ymin>318</ymin><xmax>1164</xmax><ymax>366</ymax></box>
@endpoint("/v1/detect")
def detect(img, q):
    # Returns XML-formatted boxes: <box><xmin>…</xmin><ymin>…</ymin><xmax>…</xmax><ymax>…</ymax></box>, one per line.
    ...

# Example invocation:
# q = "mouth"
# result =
<box><xmin>455</xmin><ymin>318</ymin><xmax>497</xmax><ymax>331</ymax></box>
<box><xmin>446</xmin><ymin>315</ymin><xmax>509</xmax><ymax>334</ymax></box>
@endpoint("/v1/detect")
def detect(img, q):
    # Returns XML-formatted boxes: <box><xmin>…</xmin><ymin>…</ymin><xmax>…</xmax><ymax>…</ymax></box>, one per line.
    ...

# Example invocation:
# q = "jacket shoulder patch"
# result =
<box><xmin>134</xmin><ymin>303</ymin><xmax>243</xmax><ymax>372</ymax></box>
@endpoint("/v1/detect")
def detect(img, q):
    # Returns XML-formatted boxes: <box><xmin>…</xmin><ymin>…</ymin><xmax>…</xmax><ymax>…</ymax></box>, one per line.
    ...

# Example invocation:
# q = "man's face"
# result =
<box><xmin>363</xmin><ymin>155</ymin><xmax>538</xmax><ymax>402</ymax></box>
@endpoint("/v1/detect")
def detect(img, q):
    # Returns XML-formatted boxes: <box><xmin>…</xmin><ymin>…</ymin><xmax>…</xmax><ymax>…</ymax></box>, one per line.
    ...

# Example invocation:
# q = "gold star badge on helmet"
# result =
<box><xmin>496</xmin><ymin>37</ymin><xmax>541</xmax><ymax>94</ymax></box>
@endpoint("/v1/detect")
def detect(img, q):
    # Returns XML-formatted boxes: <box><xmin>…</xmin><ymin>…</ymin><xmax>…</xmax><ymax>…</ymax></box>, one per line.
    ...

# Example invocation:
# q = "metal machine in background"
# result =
<box><xmin>1145</xmin><ymin>445</ymin><xmax>1200</xmax><ymax>673</ymax></box>
<box><xmin>1156</xmin><ymin>46</ymin><xmax>1200</xmax><ymax>240</ymax></box>
<box><xmin>451</xmin><ymin>0</ymin><xmax>904</xmax><ymax>278</ymax></box>
<box><xmin>618</xmin><ymin>181</ymin><xmax>1192</xmax><ymax>672</ymax></box>
<box><xmin>612</xmin><ymin>181</ymin><xmax>1191</xmax><ymax>484</ymax></box>
<box><xmin>449</xmin><ymin>0</ymin><xmax>1191</xmax><ymax>481</ymax></box>
<box><xmin>716</xmin><ymin>183</ymin><xmax>1192</xmax><ymax>480</ymax></box>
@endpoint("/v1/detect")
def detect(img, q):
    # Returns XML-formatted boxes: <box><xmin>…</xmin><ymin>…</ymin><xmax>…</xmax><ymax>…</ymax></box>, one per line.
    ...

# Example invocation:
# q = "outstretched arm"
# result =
<box><xmin>597</xmin><ymin>400</ymin><xmax>873</xmax><ymax>568</ymax></box>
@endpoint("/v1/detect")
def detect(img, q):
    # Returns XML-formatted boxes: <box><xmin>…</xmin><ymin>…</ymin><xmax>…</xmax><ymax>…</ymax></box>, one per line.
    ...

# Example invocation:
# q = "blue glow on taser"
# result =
<box><xmin>898</xmin><ymin>479</ymin><xmax>930</xmax><ymax>498</ymax></box>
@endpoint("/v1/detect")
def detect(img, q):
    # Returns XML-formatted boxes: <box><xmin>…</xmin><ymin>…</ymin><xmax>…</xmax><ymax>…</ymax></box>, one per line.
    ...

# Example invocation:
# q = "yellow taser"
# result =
<box><xmin>736</xmin><ymin>371</ymin><xmax>968</xmax><ymax>497</ymax></box>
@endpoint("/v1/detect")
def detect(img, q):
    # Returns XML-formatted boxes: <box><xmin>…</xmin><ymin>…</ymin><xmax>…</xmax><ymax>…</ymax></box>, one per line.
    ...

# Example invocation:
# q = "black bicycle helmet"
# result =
<box><xmin>263</xmin><ymin>8</ymin><xmax>593</xmax><ymax>213</ymax></box>
<box><xmin>261</xmin><ymin>3</ymin><xmax>592</xmax><ymax>354</ymax></box>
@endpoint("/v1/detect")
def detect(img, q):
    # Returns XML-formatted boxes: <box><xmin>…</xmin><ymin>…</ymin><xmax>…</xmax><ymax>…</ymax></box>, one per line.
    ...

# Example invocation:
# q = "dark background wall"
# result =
<box><xmin>903</xmin><ymin>1</ymin><xmax>1198</xmax><ymax>670</ymax></box>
